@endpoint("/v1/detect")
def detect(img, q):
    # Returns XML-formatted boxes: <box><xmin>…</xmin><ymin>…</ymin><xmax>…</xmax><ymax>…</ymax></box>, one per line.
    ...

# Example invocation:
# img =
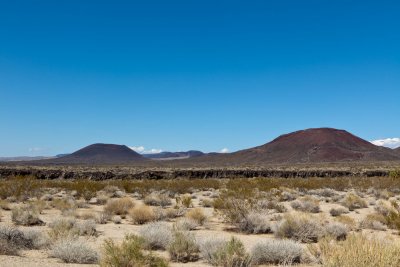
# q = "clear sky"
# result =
<box><xmin>1</xmin><ymin>0</ymin><xmax>399</xmax><ymax>156</ymax></box>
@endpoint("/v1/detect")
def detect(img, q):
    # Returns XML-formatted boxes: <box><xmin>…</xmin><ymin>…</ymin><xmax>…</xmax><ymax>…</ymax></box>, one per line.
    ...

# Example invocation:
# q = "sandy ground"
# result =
<box><xmin>0</xmin><ymin>190</ymin><xmax>398</xmax><ymax>267</ymax></box>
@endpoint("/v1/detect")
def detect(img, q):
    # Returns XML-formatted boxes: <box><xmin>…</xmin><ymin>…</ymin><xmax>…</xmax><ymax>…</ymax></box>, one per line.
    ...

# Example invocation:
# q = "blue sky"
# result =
<box><xmin>1</xmin><ymin>1</ymin><xmax>399</xmax><ymax>156</ymax></box>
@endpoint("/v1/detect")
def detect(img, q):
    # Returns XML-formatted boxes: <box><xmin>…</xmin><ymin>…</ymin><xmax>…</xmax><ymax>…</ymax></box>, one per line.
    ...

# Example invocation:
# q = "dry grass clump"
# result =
<box><xmin>168</xmin><ymin>231</ymin><xmax>200</xmax><ymax>263</ymax></box>
<box><xmin>50</xmin><ymin>238</ymin><xmax>98</xmax><ymax>264</ymax></box>
<box><xmin>174</xmin><ymin>218</ymin><xmax>199</xmax><ymax>231</ymax></box>
<box><xmin>75</xmin><ymin>210</ymin><xmax>97</xmax><ymax>220</ymax></box>
<box><xmin>104</xmin><ymin>197</ymin><xmax>135</xmax><ymax>218</ymax></box>
<box><xmin>200</xmin><ymin>236</ymin><xmax>251</xmax><ymax>267</ymax></box>
<box><xmin>291</xmin><ymin>196</ymin><xmax>320</xmax><ymax>213</ymax></box>
<box><xmin>129</xmin><ymin>204</ymin><xmax>156</xmax><ymax>225</ymax></box>
<box><xmin>310</xmin><ymin>234</ymin><xmax>400</xmax><ymax>267</ymax></box>
<box><xmin>51</xmin><ymin>198</ymin><xmax>76</xmax><ymax>212</ymax></box>
<box><xmin>11</xmin><ymin>205</ymin><xmax>44</xmax><ymax>226</ymax></box>
<box><xmin>185</xmin><ymin>208</ymin><xmax>207</xmax><ymax>225</ymax></box>
<box><xmin>101</xmin><ymin>234</ymin><xmax>168</xmax><ymax>267</ymax></box>
<box><xmin>0</xmin><ymin>226</ymin><xmax>49</xmax><ymax>255</ymax></box>
<box><xmin>251</xmin><ymin>239</ymin><xmax>303</xmax><ymax>265</ymax></box>
<box><xmin>238</xmin><ymin>211</ymin><xmax>271</xmax><ymax>234</ymax></box>
<box><xmin>144</xmin><ymin>193</ymin><xmax>172</xmax><ymax>207</ymax></box>
<box><xmin>48</xmin><ymin>217</ymin><xmax>96</xmax><ymax>239</ymax></box>
<box><xmin>341</xmin><ymin>193</ymin><xmax>367</xmax><ymax>211</ymax></box>
<box><xmin>201</xmin><ymin>198</ymin><xmax>213</xmax><ymax>207</ymax></box>
<box><xmin>274</xmin><ymin>213</ymin><xmax>323</xmax><ymax>243</ymax></box>
<box><xmin>176</xmin><ymin>194</ymin><xmax>193</xmax><ymax>208</ymax></box>
<box><xmin>329</xmin><ymin>207</ymin><xmax>349</xmax><ymax>217</ymax></box>
<box><xmin>139</xmin><ymin>222</ymin><xmax>173</xmax><ymax>250</ymax></box>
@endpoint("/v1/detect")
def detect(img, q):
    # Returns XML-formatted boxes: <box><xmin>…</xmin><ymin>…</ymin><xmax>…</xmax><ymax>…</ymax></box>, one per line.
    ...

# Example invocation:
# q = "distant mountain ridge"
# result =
<box><xmin>5</xmin><ymin>128</ymin><xmax>400</xmax><ymax>165</ymax></box>
<box><xmin>143</xmin><ymin>150</ymin><xmax>204</xmax><ymax>159</ymax></box>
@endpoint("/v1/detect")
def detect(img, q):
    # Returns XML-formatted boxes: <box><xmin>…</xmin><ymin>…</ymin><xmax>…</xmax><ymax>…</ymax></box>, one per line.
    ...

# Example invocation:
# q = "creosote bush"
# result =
<box><xmin>168</xmin><ymin>231</ymin><xmax>200</xmax><ymax>263</ymax></box>
<box><xmin>101</xmin><ymin>234</ymin><xmax>168</xmax><ymax>267</ymax></box>
<box><xmin>200</xmin><ymin>237</ymin><xmax>251</xmax><ymax>267</ymax></box>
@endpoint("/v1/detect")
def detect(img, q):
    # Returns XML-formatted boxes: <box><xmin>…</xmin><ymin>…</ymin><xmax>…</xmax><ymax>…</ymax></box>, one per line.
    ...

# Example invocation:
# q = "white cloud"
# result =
<box><xmin>129</xmin><ymin>146</ymin><xmax>145</xmax><ymax>153</ymax></box>
<box><xmin>219</xmin><ymin>148</ymin><xmax>229</xmax><ymax>153</ymax></box>
<box><xmin>371</xmin><ymin>138</ymin><xmax>400</xmax><ymax>149</ymax></box>
<box><xmin>129</xmin><ymin>146</ymin><xmax>163</xmax><ymax>154</ymax></box>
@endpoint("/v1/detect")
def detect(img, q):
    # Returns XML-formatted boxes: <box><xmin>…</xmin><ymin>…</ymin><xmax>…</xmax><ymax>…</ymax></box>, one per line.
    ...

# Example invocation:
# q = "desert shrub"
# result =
<box><xmin>144</xmin><ymin>193</ymin><xmax>172</xmax><ymax>207</ymax></box>
<box><xmin>200</xmin><ymin>238</ymin><xmax>227</xmax><ymax>264</ymax></box>
<box><xmin>214</xmin><ymin>198</ymin><xmax>252</xmax><ymax>224</ymax></box>
<box><xmin>335</xmin><ymin>215</ymin><xmax>357</xmax><ymax>230</ymax></box>
<box><xmin>308</xmin><ymin>188</ymin><xmax>337</xmax><ymax>198</ymax></box>
<box><xmin>260</xmin><ymin>200</ymin><xmax>287</xmax><ymax>213</ymax></box>
<box><xmin>0</xmin><ymin>200</ymin><xmax>10</xmax><ymax>210</ymax></box>
<box><xmin>186</xmin><ymin>208</ymin><xmax>207</xmax><ymax>225</ymax></box>
<box><xmin>274</xmin><ymin>213</ymin><xmax>323</xmax><ymax>243</ymax></box>
<box><xmin>139</xmin><ymin>222</ymin><xmax>172</xmax><ymax>250</ymax></box>
<box><xmin>291</xmin><ymin>196</ymin><xmax>320</xmax><ymax>212</ymax></box>
<box><xmin>96</xmin><ymin>194</ymin><xmax>110</xmax><ymax>205</ymax></box>
<box><xmin>51</xmin><ymin>198</ymin><xmax>76</xmax><ymax>212</ymax></box>
<box><xmin>310</xmin><ymin>234</ymin><xmax>400</xmax><ymax>267</ymax></box>
<box><xmin>168</xmin><ymin>231</ymin><xmax>200</xmax><ymax>262</ymax></box>
<box><xmin>375</xmin><ymin>200</ymin><xmax>397</xmax><ymax>216</ymax></box>
<box><xmin>11</xmin><ymin>206</ymin><xmax>44</xmax><ymax>226</ymax></box>
<box><xmin>0</xmin><ymin>226</ymin><xmax>34</xmax><ymax>249</ymax></box>
<box><xmin>329</xmin><ymin>207</ymin><xmax>349</xmax><ymax>217</ymax></box>
<box><xmin>176</xmin><ymin>194</ymin><xmax>193</xmax><ymax>208</ymax></box>
<box><xmin>279</xmin><ymin>190</ymin><xmax>297</xmax><ymax>201</ymax></box>
<box><xmin>324</xmin><ymin>222</ymin><xmax>348</xmax><ymax>241</ymax></box>
<box><xmin>341</xmin><ymin>193</ymin><xmax>367</xmax><ymax>211</ymax></box>
<box><xmin>201</xmin><ymin>198</ymin><xmax>214</xmax><ymax>207</ymax></box>
<box><xmin>112</xmin><ymin>215</ymin><xmax>122</xmax><ymax>224</ymax></box>
<box><xmin>48</xmin><ymin>217</ymin><xmax>96</xmax><ymax>239</ymax></box>
<box><xmin>174</xmin><ymin>217</ymin><xmax>199</xmax><ymax>231</ymax></box>
<box><xmin>389</xmin><ymin>170</ymin><xmax>400</xmax><ymax>179</ymax></box>
<box><xmin>75</xmin><ymin>210</ymin><xmax>97</xmax><ymax>220</ymax></box>
<box><xmin>104</xmin><ymin>197</ymin><xmax>135</xmax><ymax>218</ymax></box>
<box><xmin>238</xmin><ymin>212</ymin><xmax>271</xmax><ymax>234</ymax></box>
<box><xmin>200</xmin><ymin>236</ymin><xmax>251</xmax><ymax>267</ymax></box>
<box><xmin>129</xmin><ymin>204</ymin><xmax>156</xmax><ymax>225</ymax></box>
<box><xmin>360</xmin><ymin>214</ymin><xmax>388</xmax><ymax>231</ymax></box>
<box><xmin>96</xmin><ymin>212</ymin><xmax>111</xmax><ymax>224</ymax></box>
<box><xmin>101</xmin><ymin>234</ymin><xmax>168</xmax><ymax>267</ymax></box>
<box><xmin>75</xmin><ymin>220</ymin><xmax>97</xmax><ymax>236</ymax></box>
<box><xmin>29</xmin><ymin>199</ymin><xmax>48</xmax><ymax>213</ymax></box>
<box><xmin>251</xmin><ymin>239</ymin><xmax>303</xmax><ymax>265</ymax></box>
<box><xmin>23</xmin><ymin>229</ymin><xmax>49</xmax><ymax>249</ymax></box>
<box><xmin>50</xmin><ymin>238</ymin><xmax>98</xmax><ymax>264</ymax></box>
<box><xmin>0</xmin><ymin>239</ymin><xmax>19</xmax><ymax>255</ymax></box>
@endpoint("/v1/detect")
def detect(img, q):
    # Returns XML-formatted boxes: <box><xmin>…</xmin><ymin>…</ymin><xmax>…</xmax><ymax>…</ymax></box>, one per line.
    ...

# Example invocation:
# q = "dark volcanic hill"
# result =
<box><xmin>143</xmin><ymin>150</ymin><xmax>204</xmax><ymax>159</ymax></box>
<box><xmin>48</xmin><ymin>143</ymin><xmax>146</xmax><ymax>164</ymax></box>
<box><xmin>187</xmin><ymin>128</ymin><xmax>400</xmax><ymax>165</ymax></box>
<box><xmin>229</xmin><ymin>128</ymin><xmax>400</xmax><ymax>163</ymax></box>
